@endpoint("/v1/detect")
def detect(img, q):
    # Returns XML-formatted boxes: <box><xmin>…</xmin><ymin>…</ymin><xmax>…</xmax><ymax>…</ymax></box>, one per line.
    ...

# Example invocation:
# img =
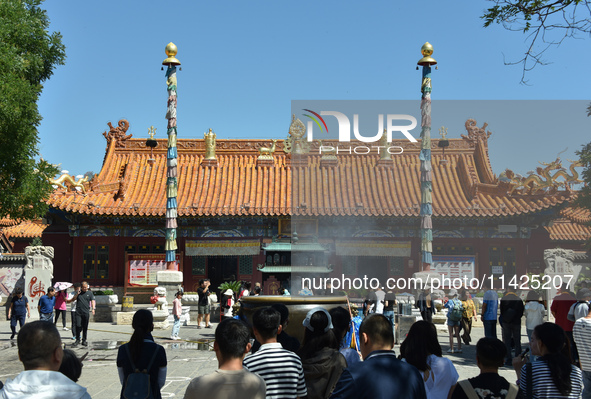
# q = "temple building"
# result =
<box><xmin>2</xmin><ymin>117</ymin><xmax>589</xmax><ymax>297</ymax></box>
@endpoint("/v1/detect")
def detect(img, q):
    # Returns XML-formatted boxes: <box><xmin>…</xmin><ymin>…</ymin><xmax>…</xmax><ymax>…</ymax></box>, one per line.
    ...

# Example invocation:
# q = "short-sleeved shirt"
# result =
<box><xmin>574</xmin><ymin>317</ymin><xmax>591</xmax><ymax>371</ymax></box>
<box><xmin>462</xmin><ymin>299</ymin><xmax>475</xmax><ymax>319</ymax></box>
<box><xmin>11</xmin><ymin>295</ymin><xmax>28</xmax><ymax>316</ymax></box>
<box><xmin>54</xmin><ymin>291</ymin><xmax>68</xmax><ymax>311</ymax></box>
<box><xmin>551</xmin><ymin>292</ymin><xmax>577</xmax><ymax>332</ymax></box>
<box><xmin>184</xmin><ymin>369</ymin><xmax>266</xmax><ymax>399</ymax></box>
<box><xmin>482</xmin><ymin>290</ymin><xmax>498</xmax><ymax>321</ymax></box>
<box><xmin>68</xmin><ymin>292</ymin><xmax>77</xmax><ymax>312</ymax></box>
<box><xmin>75</xmin><ymin>290</ymin><xmax>95</xmax><ymax>315</ymax></box>
<box><xmin>384</xmin><ymin>292</ymin><xmax>397</xmax><ymax>311</ymax></box>
<box><xmin>197</xmin><ymin>287</ymin><xmax>210</xmax><ymax>306</ymax></box>
<box><xmin>243</xmin><ymin>342</ymin><xmax>307</xmax><ymax>399</ymax></box>
<box><xmin>451</xmin><ymin>373</ymin><xmax>512</xmax><ymax>399</ymax></box>
<box><xmin>519</xmin><ymin>361</ymin><xmax>583</xmax><ymax>398</ymax></box>
<box><xmin>117</xmin><ymin>339</ymin><xmax>167</xmax><ymax>399</ymax></box>
<box><xmin>38</xmin><ymin>295</ymin><xmax>56</xmax><ymax>314</ymax></box>
<box><xmin>419</xmin><ymin>355</ymin><xmax>459</xmax><ymax>399</ymax></box>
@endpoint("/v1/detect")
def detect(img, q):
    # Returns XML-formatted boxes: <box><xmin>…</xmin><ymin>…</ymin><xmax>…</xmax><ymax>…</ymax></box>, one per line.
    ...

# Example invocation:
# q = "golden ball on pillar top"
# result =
<box><xmin>417</xmin><ymin>41</ymin><xmax>437</xmax><ymax>66</ymax></box>
<box><xmin>162</xmin><ymin>42</ymin><xmax>181</xmax><ymax>66</ymax></box>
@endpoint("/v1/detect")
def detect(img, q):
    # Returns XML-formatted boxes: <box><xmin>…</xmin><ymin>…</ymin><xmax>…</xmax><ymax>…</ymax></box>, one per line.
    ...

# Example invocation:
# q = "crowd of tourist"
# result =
<box><xmin>4</xmin><ymin>282</ymin><xmax>591</xmax><ymax>398</ymax></box>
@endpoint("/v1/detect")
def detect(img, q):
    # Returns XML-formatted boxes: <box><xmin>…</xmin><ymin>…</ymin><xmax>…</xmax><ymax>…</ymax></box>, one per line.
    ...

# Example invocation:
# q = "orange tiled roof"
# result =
<box><xmin>545</xmin><ymin>219</ymin><xmax>591</xmax><ymax>241</ymax></box>
<box><xmin>46</xmin><ymin>120</ymin><xmax>573</xmax><ymax>219</ymax></box>
<box><xmin>1</xmin><ymin>220</ymin><xmax>47</xmax><ymax>239</ymax></box>
<box><xmin>545</xmin><ymin>206</ymin><xmax>591</xmax><ymax>241</ymax></box>
<box><xmin>0</xmin><ymin>218</ymin><xmax>19</xmax><ymax>227</ymax></box>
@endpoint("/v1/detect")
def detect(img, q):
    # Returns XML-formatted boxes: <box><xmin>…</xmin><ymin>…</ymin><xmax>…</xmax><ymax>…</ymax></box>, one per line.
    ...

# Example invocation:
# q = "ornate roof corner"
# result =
<box><xmin>461</xmin><ymin>119</ymin><xmax>492</xmax><ymax>147</ymax></box>
<box><xmin>497</xmin><ymin>158</ymin><xmax>582</xmax><ymax>196</ymax></box>
<box><xmin>102</xmin><ymin>120</ymin><xmax>133</xmax><ymax>148</ymax></box>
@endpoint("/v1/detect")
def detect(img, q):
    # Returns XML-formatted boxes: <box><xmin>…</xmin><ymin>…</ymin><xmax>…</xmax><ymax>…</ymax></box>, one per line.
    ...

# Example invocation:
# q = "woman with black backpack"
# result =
<box><xmin>117</xmin><ymin>309</ymin><xmax>167</xmax><ymax>399</ymax></box>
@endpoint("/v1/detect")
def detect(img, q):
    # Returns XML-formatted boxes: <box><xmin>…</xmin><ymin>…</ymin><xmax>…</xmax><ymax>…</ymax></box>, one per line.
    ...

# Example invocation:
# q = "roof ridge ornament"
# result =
<box><xmin>461</xmin><ymin>119</ymin><xmax>492</xmax><ymax>147</ymax></box>
<box><xmin>102</xmin><ymin>119</ymin><xmax>132</xmax><ymax>147</ymax></box>
<box><xmin>285</xmin><ymin>115</ymin><xmax>309</xmax><ymax>155</ymax></box>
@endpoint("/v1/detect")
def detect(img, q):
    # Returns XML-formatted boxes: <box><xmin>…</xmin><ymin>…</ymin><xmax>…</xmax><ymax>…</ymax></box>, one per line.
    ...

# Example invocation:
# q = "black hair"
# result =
<box><xmin>533</xmin><ymin>322</ymin><xmax>573</xmax><ymax>396</ymax></box>
<box><xmin>329</xmin><ymin>306</ymin><xmax>351</xmax><ymax>341</ymax></box>
<box><xmin>526</xmin><ymin>290</ymin><xmax>540</xmax><ymax>302</ymax></box>
<box><xmin>14</xmin><ymin>287</ymin><xmax>23</xmax><ymax>295</ymax></box>
<box><xmin>73</xmin><ymin>282</ymin><xmax>81</xmax><ymax>289</ymax></box>
<box><xmin>199</xmin><ymin>279</ymin><xmax>204</xmax><ymax>285</ymax></box>
<box><xmin>18</xmin><ymin>321</ymin><xmax>61</xmax><ymax>370</ymax></box>
<box><xmin>47</xmin><ymin>287</ymin><xmax>55</xmax><ymax>294</ymax></box>
<box><xmin>254</xmin><ymin>286</ymin><xmax>261</xmax><ymax>295</ymax></box>
<box><xmin>298</xmin><ymin>310</ymin><xmax>338</xmax><ymax>360</ymax></box>
<box><xmin>270</xmin><ymin>303</ymin><xmax>289</xmax><ymax>325</ymax></box>
<box><xmin>215</xmin><ymin>319</ymin><xmax>251</xmax><ymax>360</ymax></box>
<box><xmin>243</xmin><ymin>281</ymin><xmax>252</xmax><ymax>290</ymax></box>
<box><xmin>59</xmin><ymin>349</ymin><xmax>83</xmax><ymax>382</ymax></box>
<box><xmin>359</xmin><ymin>314</ymin><xmax>393</xmax><ymax>348</ymax></box>
<box><xmin>476</xmin><ymin>337</ymin><xmax>506</xmax><ymax>368</ymax></box>
<box><xmin>176</xmin><ymin>291</ymin><xmax>183</xmax><ymax>297</ymax></box>
<box><xmin>400</xmin><ymin>320</ymin><xmax>442</xmax><ymax>371</ymax></box>
<box><xmin>252</xmin><ymin>307</ymin><xmax>281</xmax><ymax>340</ymax></box>
<box><xmin>129</xmin><ymin>309</ymin><xmax>153</xmax><ymax>364</ymax></box>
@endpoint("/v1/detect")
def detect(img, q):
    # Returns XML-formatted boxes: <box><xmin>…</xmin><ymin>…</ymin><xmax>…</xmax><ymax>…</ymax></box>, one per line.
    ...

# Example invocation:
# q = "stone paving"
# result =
<box><xmin>0</xmin><ymin>317</ymin><xmax>518</xmax><ymax>398</ymax></box>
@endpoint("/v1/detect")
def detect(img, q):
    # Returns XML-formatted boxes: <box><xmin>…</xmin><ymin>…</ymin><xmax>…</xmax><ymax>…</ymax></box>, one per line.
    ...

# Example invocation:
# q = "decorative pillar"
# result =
<box><xmin>418</xmin><ymin>42</ymin><xmax>436</xmax><ymax>272</ymax></box>
<box><xmin>157</xmin><ymin>42</ymin><xmax>183</xmax><ymax>305</ymax></box>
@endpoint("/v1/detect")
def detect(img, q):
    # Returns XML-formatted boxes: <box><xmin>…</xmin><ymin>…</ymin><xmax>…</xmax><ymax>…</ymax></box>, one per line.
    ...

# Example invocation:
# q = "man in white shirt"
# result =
<box><xmin>185</xmin><ymin>318</ymin><xmax>265</xmax><ymax>399</ymax></box>
<box><xmin>0</xmin><ymin>321</ymin><xmax>91</xmax><ymax>398</ymax></box>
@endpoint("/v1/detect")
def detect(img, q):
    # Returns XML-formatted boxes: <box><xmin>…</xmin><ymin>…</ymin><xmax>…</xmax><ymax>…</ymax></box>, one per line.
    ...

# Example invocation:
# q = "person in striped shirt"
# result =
<box><xmin>513</xmin><ymin>322</ymin><xmax>583</xmax><ymax>399</ymax></box>
<box><xmin>243</xmin><ymin>307</ymin><xmax>307</xmax><ymax>399</ymax></box>
<box><xmin>574</xmin><ymin>307</ymin><xmax>591</xmax><ymax>398</ymax></box>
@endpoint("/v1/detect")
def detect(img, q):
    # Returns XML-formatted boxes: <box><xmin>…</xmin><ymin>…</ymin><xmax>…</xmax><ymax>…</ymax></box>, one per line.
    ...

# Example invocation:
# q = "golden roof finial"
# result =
<box><xmin>417</xmin><ymin>42</ymin><xmax>437</xmax><ymax>66</ymax></box>
<box><xmin>148</xmin><ymin>126</ymin><xmax>157</xmax><ymax>140</ymax></box>
<box><xmin>439</xmin><ymin>126</ymin><xmax>448</xmax><ymax>140</ymax></box>
<box><xmin>162</xmin><ymin>42</ymin><xmax>181</xmax><ymax>66</ymax></box>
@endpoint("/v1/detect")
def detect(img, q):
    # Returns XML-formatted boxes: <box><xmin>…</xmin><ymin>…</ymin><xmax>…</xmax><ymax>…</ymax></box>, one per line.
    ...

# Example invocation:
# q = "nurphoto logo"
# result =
<box><xmin>301</xmin><ymin>108</ymin><xmax>418</xmax><ymax>155</ymax></box>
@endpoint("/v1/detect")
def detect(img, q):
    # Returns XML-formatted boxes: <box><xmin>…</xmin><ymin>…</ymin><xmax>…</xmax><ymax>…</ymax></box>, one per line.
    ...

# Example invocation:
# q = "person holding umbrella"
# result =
<box><xmin>53</xmin><ymin>282</ymin><xmax>73</xmax><ymax>330</ymax></box>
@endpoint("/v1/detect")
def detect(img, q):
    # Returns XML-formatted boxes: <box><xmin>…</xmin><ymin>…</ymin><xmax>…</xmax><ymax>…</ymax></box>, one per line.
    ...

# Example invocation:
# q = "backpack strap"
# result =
<box><xmin>145</xmin><ymin>344</ymin><xmax>160</xmax><ymax>372</ymax></box>
<box><xmin>506</xmin><ymin>383</ymin><xmax>519</xmax><ymax>399</ymax></box>
<box><xmin>125</xmin><ymin>344</ymin><xmax>137</xmax><ymax>371</ymax></box>
<box><xmin>458</xmin><ymin>380</ymin><xmax>479</xmax><ymax>399</ymax></box>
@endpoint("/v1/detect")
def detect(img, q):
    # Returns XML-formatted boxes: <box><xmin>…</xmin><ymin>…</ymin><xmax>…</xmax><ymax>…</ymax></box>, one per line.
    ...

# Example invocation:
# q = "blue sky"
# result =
<box><xmin>37</xmin><ymin>1</ymin><xmax>589</xmax><ymax>177</ymax></box>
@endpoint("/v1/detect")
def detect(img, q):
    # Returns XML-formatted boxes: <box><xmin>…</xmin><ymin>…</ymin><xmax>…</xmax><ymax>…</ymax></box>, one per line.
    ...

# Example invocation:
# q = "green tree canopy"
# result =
<box><xmin>0</xmin><ymin>0</ymin><xmax>64</xmax><ymax>220</ymax></box>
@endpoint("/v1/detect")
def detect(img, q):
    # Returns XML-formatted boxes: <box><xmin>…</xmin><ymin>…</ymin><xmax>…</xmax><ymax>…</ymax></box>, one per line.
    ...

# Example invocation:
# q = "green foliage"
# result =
<box><xmin>0</xmin><ymin>0</ymin><xmax>65</xmax><ymax>220</ymax></box>
<box><xmin>30</xmin><ymin>237</ymin><xmax>42</xmax><ymax>246</ymax></box>
<box><xmin>218</xmin><ymin>281</ymin><xmax>242</xmax><ymax>293</ymax></box>
<box><xmin>93</xmin><ymin>289</ymin><xmax>114</xmax><ymax>295</ymax></box>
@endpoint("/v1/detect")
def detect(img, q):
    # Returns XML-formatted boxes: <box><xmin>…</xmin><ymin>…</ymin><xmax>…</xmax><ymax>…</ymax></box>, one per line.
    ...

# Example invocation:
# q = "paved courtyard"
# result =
<box><xmin>0</xmin><ymin>318</ymin><xmax>518</xmax><ymax>398</ymax></box>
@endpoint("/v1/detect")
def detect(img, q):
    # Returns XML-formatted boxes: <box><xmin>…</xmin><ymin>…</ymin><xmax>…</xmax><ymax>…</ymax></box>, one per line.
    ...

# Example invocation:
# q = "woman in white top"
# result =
<box><xmin>524</xmin><ymin>290</ymin><xmax>545</xmax><ymax>361</ymax></box>
<box><xmin>400</xmin><ymin>320</ymin><xmax>459</xmax><ymax>399</ymax></box>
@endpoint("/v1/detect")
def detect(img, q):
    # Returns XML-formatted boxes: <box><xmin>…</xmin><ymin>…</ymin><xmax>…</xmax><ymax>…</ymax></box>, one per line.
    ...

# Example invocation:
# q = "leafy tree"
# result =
<box><xmin>0</xmin><ymin>0</ymin><xmax>64</xmax><ymax>220</ymax></box>
<box><xmin>482</xmin><ymin>0</ymin><xmax>591</xmax><ymax>83</ymax></box>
